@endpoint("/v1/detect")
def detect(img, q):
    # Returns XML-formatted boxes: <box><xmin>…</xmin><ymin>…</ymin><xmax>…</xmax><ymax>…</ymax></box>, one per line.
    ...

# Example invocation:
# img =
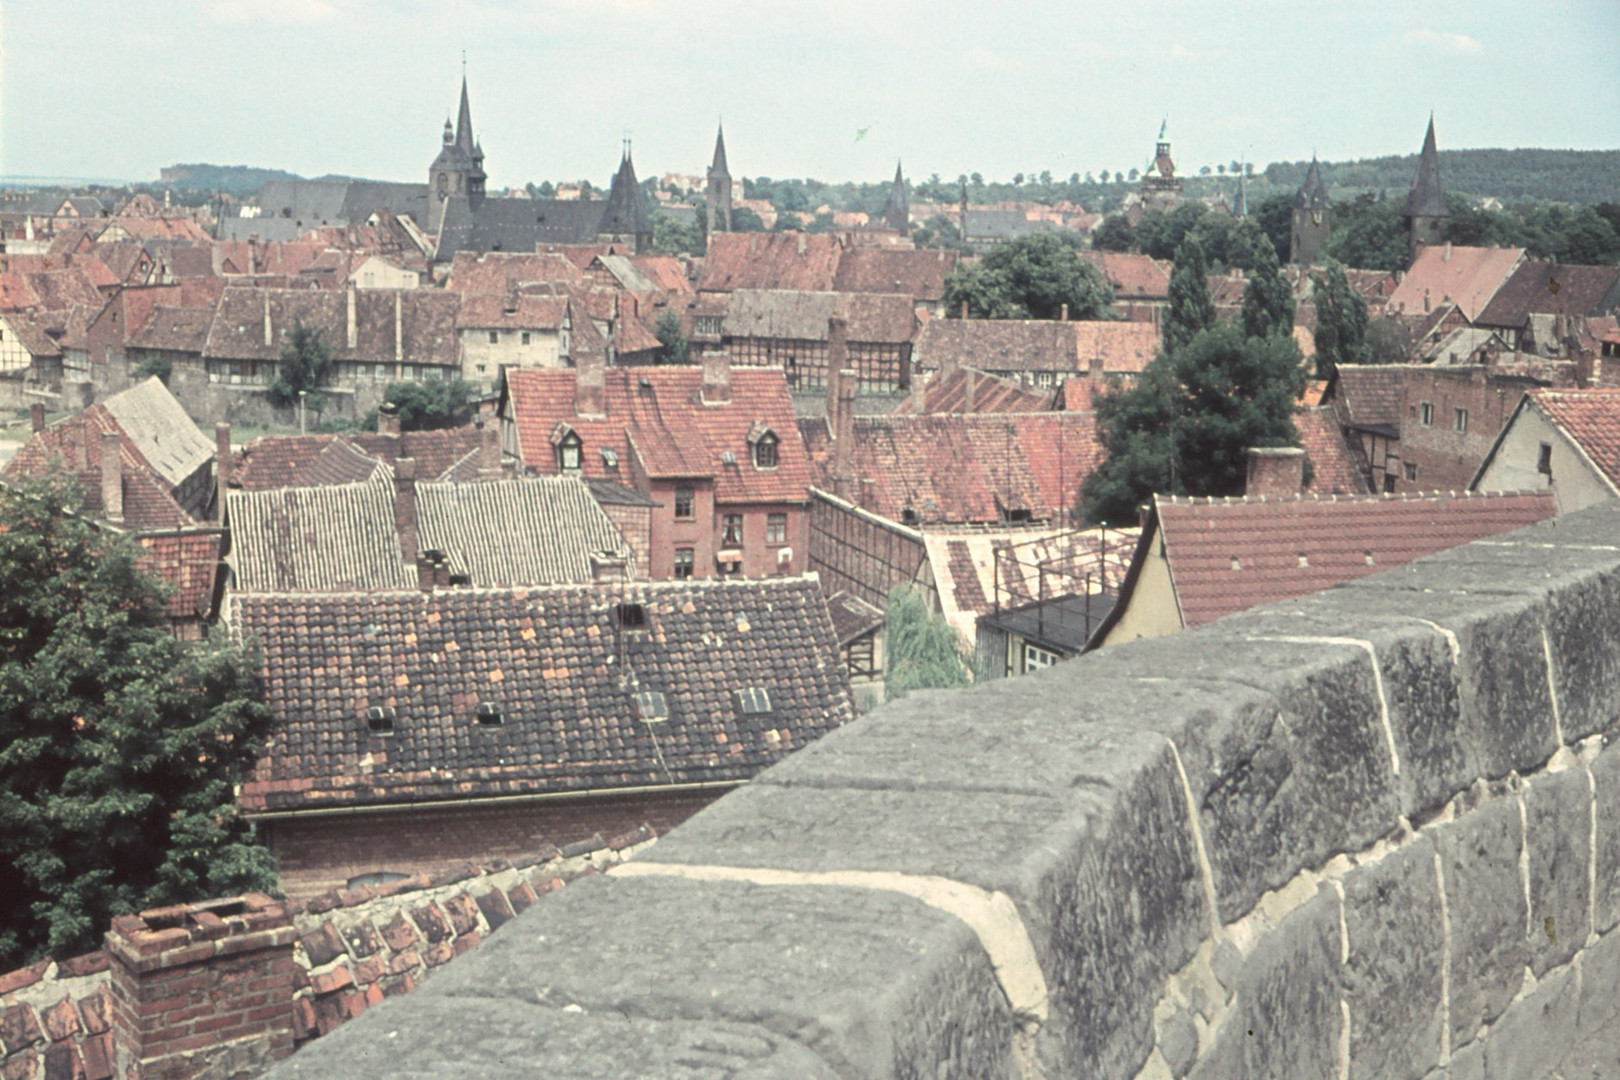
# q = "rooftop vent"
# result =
<box><xmin>475</xmin><ymin>702</ymin><xmax>503</xmax><ymax>727</ymax></box>
<box><xmin>600</xmin><ymin>448</ymin><xmax>619</xmax><ymax>468</ymax></box>
<box><xmin>635</xmin><ymin>691</ymin><xmax>669</xmax><ymax>723</ymax></box>
<box><xmin>720</xmin><ymin>450</ymin><xmax>737</xmax><ymax>465</ymax></box>
<box><xmin>366</xmin><ymin>706</ymin><xmax>396</xmax><ymax>734</ymax></box>
<box><xmin>734</xmin><ymin>687</ymin><xmax>773</xmax><ymax>716</ymax></box>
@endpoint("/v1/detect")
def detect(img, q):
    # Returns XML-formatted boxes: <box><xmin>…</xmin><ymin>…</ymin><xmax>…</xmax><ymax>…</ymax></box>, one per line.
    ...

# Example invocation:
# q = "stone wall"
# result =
<box><xmin>256</xmin><ymin>502</ymin><xmax>1620</xmax><ymax>1079</ymax></box>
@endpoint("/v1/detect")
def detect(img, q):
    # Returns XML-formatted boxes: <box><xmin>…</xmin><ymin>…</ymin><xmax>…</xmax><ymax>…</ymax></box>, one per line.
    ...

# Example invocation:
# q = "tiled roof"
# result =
<box><xmin>127</xmin><ymin>305</ymin><xmax>214</xmax><ymax>352</ymax></box>
<box><xmin>203</xmin><ymin>287</ymin><xmax>460</xmax><ymax>367</ymax></box>
<box><xmin>1474</xmin><ymin>261</ymin><xmax>1620</xmax><ymax>330</ymax></box>
<box><xmin>1083</xmin><ymin>252</ymin><xmax>1171</xmax><ymax>301</ymax></box>
<box><xmin>831</xmin><ymin>247</ymin><xmax>959</xmax><ymax>303</ymax></box>
<box><xmin>227</xmin><ymin>477</ymin><xmax>416</xmax><ymax>592</ymax></box>
<box><xmin>235</xmin><ymin>428</ymin><xmax>490</xmax><ymax>490</ymax></box>
<box><xmin>435</xmin><ymin>195</ymin><xmax>607</xmax><ymax>258</ymax></box>
<box><xmin>1332</xmin><ymin>365</ymin><xmax>1405</xmax><ymax>430</ymax></box>
<box><xmin>100</xmin><ymin>377</ymin><xmax>216</xmax><ymax>488</ymax></box>
<box><xmin>1527</xmin><ymin>389</ymin><xmax>1620</xmax><ymax>489</ymax></box>
<box><xmin>230</xmin><ymin>576</ymin><xmax>855</xmax><ymax>812</ymax></box>
<box><xmin>893</xmin><ymin>366</ymin><xmax>1054</xmax><ymax>415</ymax></box>
<box><xmin>722</xmin><ymin>289</ymin><xmax>916</xmax><ymax>344</ymax></box>
<box><xmin>1294</xmin><ymin>406</ymin><xmax>1371</xmax><ymax>495</ymax></box>
<box><xmin>415</xmin><ymin>478</ymin><xmax>632</xmax><ymax>585</ymax></box>
<box><xmin>0</xmin><ymin>266</ymin><xmax>105</xmax><ymax>312</ymax></box>
<box><xmin>1154</xmin><ymin>490</ymin><xmax>1556</xmax><ymax>628</ymax></box>
<box><xmin>1073</xmin><ymin>320</ymin><xmax>1159</xmax><ymax>374</ymax></box>
<box><xmin>0</xmin><ymin>311</ymin><xmax>63</xmax><ymax>357</ymax></box>
<box><xmin>915</xmin><ymin>319</ymin><xmax>1076</xmax><ymax>374</ymax></box>
<box><xmin>455</xmin><ymin>293</ymin><xmax>569</xmax><ymax>331</ymax></box>
<box><xmin>801</xmin><ymin>411</ymin><xmax>1104</xmax><ymax>525</ymax></box>
<box><xmin>824</xmin><ymin>590</ymin><xmax>884</xmax><ymax>646</ymax></box>
<box><xmin>504</xmin><ymin>367</ymin><xmax>812</xmax><ymax>505</ymax></box>
<box><xmin>698</xmin><ymin>232</ymin><xmax>842</xmax><ymax>293</ymax></box>
<box><xmin>290</xmin><ymin>439</ymin><xmax>389</xmax><ymax>487</ymax></box>
<box><xmin>443</xmin><ymin>251</ymin><xmax>586</xmax><ymax>295</ymax></box>
<box><xmin>136</xmin><ymin>531</ymin><xmax>223</xmax><ymax>620</ymax></box>
<box><xmin>1386</xmin><ymin>245</ymin><xmax>1525</xmax><ymax>323</ymax></box>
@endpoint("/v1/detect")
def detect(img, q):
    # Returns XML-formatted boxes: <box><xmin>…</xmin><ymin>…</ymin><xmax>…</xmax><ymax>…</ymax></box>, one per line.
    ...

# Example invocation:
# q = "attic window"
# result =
<box><xmin>720</xmin><ymin>450</ymin><xmax>737</xmax><ymax>466</ymax></box>
<box><xmin>366</xmin><ymin>706</ymin><xmax>396</xmax><ymax>734</ymax></box>
<box><xmin>617</xmin><ymin>603</ymin><xmax>646</xmax><ymax>630</ymax></box>
<box><xmin>475</xmin><ymin>702</ymin><xmax>503</xmax><ymax>727</ymax></box>
<box><xmin>734</xmin><ymin>687</ymin><xmax>773</xmax><ymax>715</ymax></box>
<box><xmin>901</xmin><ymin>508</ymin><xmax>919</xmax><ymax>526</ymax></box>
<box><xmin>1002</xmin><ymin>508</ymin><xmax>1032</xmax><ymax>524</ymax></box>
<box><xmin>635</xmin><ymin>691</ymin><xmax>669</xmax><ymax>723</ymax></box>
<box><xmin>600</xmin><ymin>448</ymin><xmax>619</xmax><ymax>468</ymax></box>
<box><xmin>556</xmin><ymin>430</ymin><xmax>583</xmax><ymax>472</ymax></box>
<box><xmin>1538</xmin><ymin>442</ymin><xmax>1553</xmax><ymax>476</ymax></box>
<box><xmin>753</xmin><ymin>431</ymin><xmax>779</xmax><ymax>469</ymax></box>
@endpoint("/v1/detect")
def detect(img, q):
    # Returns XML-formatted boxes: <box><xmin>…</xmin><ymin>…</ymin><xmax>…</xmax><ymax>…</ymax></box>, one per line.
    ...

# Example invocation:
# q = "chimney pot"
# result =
<box><xmin>100</xmin><ymin>431</ymin><xmax>124</xmax><ymax>523</ymax></box>
<box><xmin>1060</xmin><ymin>303</ymin><xmax>1069</xmax><ymax>321</ymax></box>
<box><xmin>377</xmin><ymin>401</ymin><xmax>401</xmax><ymax>436</ymax></box>
<box><xmin>1244</xmin><ymin>446</ymin><xmax>1306</xmax><ymax>498</ymax></box>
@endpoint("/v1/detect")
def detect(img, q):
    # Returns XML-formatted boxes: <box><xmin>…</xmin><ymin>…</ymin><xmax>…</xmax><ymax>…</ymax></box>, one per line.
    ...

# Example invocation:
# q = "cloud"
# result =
<box><xmin>1402</xmin><ymin>28</ymin><xmax>1483</xmax><ymax>55</ymax></box>
<box><xmin>207</xmin><ymin>0</ymin><xmax>340</xmax><ymax>25</ymax></box>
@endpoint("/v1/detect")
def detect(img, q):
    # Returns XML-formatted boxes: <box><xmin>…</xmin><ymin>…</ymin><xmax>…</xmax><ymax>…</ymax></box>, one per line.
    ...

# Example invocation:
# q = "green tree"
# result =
<box><xmin>1164</xmin><ymin>235</ymin><xmax>1215</xmax><ymax>354</ymax></box>
<box><xmin>884</xmin><ymin>586</ymin><xmax>969</xmax><ymax>701</ymax></box>
<box><xmin>652</xmin><ymin>210</ymin><xmax>704</xmax><ymax>256</ymax></box>
<box><xmin>1079</xmin><ymin>325</ymin><xmax>1306</xmax><ymax>525</ymax></box>
<box><xmin>941</xmin><ymin>233</ymin><xmax>1113</xmax><ymax>320</ymax></box>
<box><xmin>730</xmin><ymin>206</ymin><xmax>766</xmax><ymax>232</ymax></box>
<box><xmin>267</xmin><ymin>320</ymin><xmax>330</xmax><ymax>408</ymax></box>
<box><xmin>654</xmin><ymin>310</ymin><xmax>689</xmax><ymax>364</ymax></box>
<box><xmin>1312</xmin><ymin>259</ymin><xmax>1370</xmax><ymax>379</ymax></box>
<box><xmin>1324</xmin><ymin>195</ymin><xmax>1407</xmax><ymax>272</ymax></box>
<box><xmin>912</xmin><ymin>214</ymin><xmax>967</xmax><ymax>251</ymax></box>
<box><xmin>0</xmin><ymin>478</ymin><xmax>276</xmax><ymax>967</ymax></box>
<box><xmin>383</xmin><ymin>379</ymin><xmax>478</xmax><ymax>430</ymax></box>
<box><xmin>1241</xmin><ymin>236</ymin><xmax>1296</xmax><ymax>341</ymax></box>
<box><xmin>1252</xmin><ymin>194</ymin><xmax>1293</xmax><ymax>264</ymax></box>
<box><xmin>1091</xmin><ymin>214</ymin><xmax>1135</xmax><ymax>252</ymax></box>
<box><xmin>1135</xmin><ymin>203</ymin><xmax>1208</xmax><ymax>260</ymax></box>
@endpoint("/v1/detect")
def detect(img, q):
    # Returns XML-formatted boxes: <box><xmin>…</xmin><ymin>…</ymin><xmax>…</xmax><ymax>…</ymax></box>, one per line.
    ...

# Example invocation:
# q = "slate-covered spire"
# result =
<box><xmin>599</xmin><ymin>142</ymin><xmax>652</xmax><ymax>252</ymax></box>
<box><xmin>1403</xmin><ymin>114</ymin><xmax>1448</xmax><ymax>219</ymax></box>
<box><xmin>1295</xmin><ymin>156</ymin><xmax>1329</xmax><ymax>210</ymax></box>
<box><xmin>710</xmin><ymin>123</ymin><xmax>730</xmax><ymax>179</ymax></box>
<box><xmin>883</xmin><ymin>160</ymin><xmax>908</xmax><ymax>234</ymax></box>
<box><xmin>706</xmin><ymin>123</ymin><xmax>733</xmax><ymax>234</ymax></box>
<box><xmin>454</xmin><ymin>74</ymin><xmax>476</xmax><ymax>155</ymax></box>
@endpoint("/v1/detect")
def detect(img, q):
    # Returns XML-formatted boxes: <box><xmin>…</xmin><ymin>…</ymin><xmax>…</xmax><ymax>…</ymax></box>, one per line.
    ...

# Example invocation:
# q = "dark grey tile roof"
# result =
<box><xmin>232</xmin><ymin>576</ymin><xmax>856</xmax><ymax>812</ymax></box>
<box><xmin>434</xmin><ymin>196</ymin><xmax>605</xmax><ymax>258</ymax></box>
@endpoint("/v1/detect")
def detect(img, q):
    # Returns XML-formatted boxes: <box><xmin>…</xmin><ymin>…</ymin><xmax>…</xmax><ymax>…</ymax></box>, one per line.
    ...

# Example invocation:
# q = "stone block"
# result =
<box><xmin>1523</xmin><ymin>768</ymin><xmax>1590</xmax><ymax>975</ymax></box>
<box><xmin>298</xmin><ymin>922</ymin><xmax>343</xmax><ymax>968</ymax></box>
<box><xmin>1590</xmin><ymin>743</ymin><xmax>1620</xmax><ymax>934</ymax></box>
<box><xmin>1341</xmin><ymin>836</ymin><xmax>1443</xmax><ymax>1080</ymax></box>
<box><xmin>1482</xmin><ymin>963</ymin><xmax>1578</xmax><ymax>1080</ymax></box>
<box><xmin>425</xmin><ymin>874</ymin><xmax>1015</xmax><ymax>1080</ymax></box>
<box><xmin>1447</xmin><ymin>1039</ymin><xmax>1485</xmax><ymax>1080</ymax></box>
<box><xmin>1576</xmin><ymin>927</ymin><xmax>1620</xmax><ymax>1039</ymax></box>
<box><xmin>1432</xmin><ymin>794</ymin><xmax>1528</xmax><ymax>1049</ymax></box>
<box><xmin>1156</xmin><ymin>1007</ymin><xmax>1198</xmax><ymax>1078</ymax></box>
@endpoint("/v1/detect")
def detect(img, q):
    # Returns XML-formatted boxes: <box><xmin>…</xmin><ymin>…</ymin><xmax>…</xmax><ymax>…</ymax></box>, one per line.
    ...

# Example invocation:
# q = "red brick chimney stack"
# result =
<box><xmin>832</xmin><ymin>367</ymin><xmax>857</xmax><ymax>503</ymax></box>
<box><xmin>1245</xmin><ymin>446</ymin><xmax>1306</xmax><ymax>498</ymax></box>
<box><xmin>575</xmin><ymin>354</ymin><xmax>606</xmax><ymax>419</ymax></box>
<box><xmin>476</xmin><ymin>417</ymin><xmax>501</xmax><ymax>479</ymax></box>
<box><xmin>377</xmin><ymin>402</ymin><xmax>401</xmax><ymax>437</ymax></box>
<box><xmin>100</xmin><ymin>431</ymin><xmax>124</xmax><ymax>524</ymax></box>
<box><xmin>394</xmin><ymin>457</ymin><xmax>419</xmax><ymax>567</ymax></box>
<box><xmin>700</xmin><ymin>352</ymin><xmax>731</xmax><ymax>405</ymax></box>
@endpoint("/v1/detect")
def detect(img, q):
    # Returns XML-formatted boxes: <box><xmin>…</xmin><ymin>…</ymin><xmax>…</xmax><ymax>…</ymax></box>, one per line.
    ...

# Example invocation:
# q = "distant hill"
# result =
<box><xmin>1259</xmin><ymin>149</ymin><xmax>1620</xmax><ymax>206</ymax></box>
<box><xmin>158</xmin><ymin>163</ymin><xmax>304</xmax><ymax>194</ymax></box>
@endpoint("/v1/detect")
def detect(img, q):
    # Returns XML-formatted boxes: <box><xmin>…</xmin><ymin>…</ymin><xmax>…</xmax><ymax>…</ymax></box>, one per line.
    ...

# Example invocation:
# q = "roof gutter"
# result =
<box><xmin>243</xmin><ymin>778</ymin><xmax>745</xmax><ymax>822</ymax></box>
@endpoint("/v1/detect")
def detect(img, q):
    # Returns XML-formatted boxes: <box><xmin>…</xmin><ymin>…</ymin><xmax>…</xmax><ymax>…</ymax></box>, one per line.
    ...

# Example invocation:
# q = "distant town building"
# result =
<box><xmin>706</xmin><ymin>124</ymin><xmax>732</xmax><ymax>235</ymax></box>
<box><xmin>1403</xmin><ymin>115</ymin><xmax>1451</xmax><ymax>267</ymax></box>
<box><xmin>1290</xmin><ymin>157</ymin><xmax>1332</xmax><ymax>266</ymax></box>
<box><xmin>1138</xmin><ymin>119</ymin><xmax>1184</xmax><ymax>215</ymax></box>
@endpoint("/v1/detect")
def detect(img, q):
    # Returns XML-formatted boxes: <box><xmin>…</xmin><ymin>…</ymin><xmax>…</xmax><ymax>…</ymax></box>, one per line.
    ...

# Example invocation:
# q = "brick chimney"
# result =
<box><xmin>377</xmin><ymin>402</ymin><xmax>401</xmax><ymax>437</ymax></box>
<box><xmin>345</xmin><ymin>281</ymin><xmax>358</xmax><ymax>350</ymax></box>
<box><xmin>262</xmin><ymin>291</ymin><xmax>272</xmax><ymax>347</ymax></box>
<box><xmin>963</xmin><ymin>368</ymin><xmax>977</xmax><ymax>412</ymax></box>
<box><xmin>215</xmin><ymin>423</ymin><xmax>232</xmax><ymax>523</ymax></box>
<box><xmin>589</xmin><ymin>551</ymin><xmax>628</xmax><ymax>582</ymax></box>
<box><xmin>100</xmin><ymin>431</ymin><xmax>123</xmax><ymax>523</ymax></box>
<box><xmin>30</xmin><ymin>403</ymin><xmax>44</xmax><ymax>433</ymax></box>
<box><xmin>700</xmin><ymin>352</ymin><xmax>731</xmax><ymax>405</ymax></box>
<box><xmin>1089</xmin><ymin>353</ymin><xmax>1104</xmax><ymax>380</ymax></box>
<box><xmin>832</xmin><ymin>367</ymin><xmax>857</xmax><ymax>502</ymax></box>
<box><xmin>576</xmin><ymin>353</ymin><xmax>606</xmax><ymax>418</ymax></box>
<box><xmin>1245</xmin><ymin>446</ymin><xmax>1306</xmax><ymax>498</ymax></box>
<box><xmin>394</xmin><ymin>457</ymin><xmax>418</xmax><ymax>567</ymax></box>
<box><xmin>105</xmin><ymin>895</ymin><xmax>298</xmax><ymax>1080</ymax></box>
<box><xmin>476</xmin><ymin>417</ymin><xmax>501</xmax><ymax>479</ymax></box>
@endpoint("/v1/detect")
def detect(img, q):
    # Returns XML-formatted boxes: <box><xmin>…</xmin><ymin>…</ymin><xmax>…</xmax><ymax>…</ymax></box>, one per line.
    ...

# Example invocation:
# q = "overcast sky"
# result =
<box><xmin>2</xmin><ymin>0</ymin><xmax>1615</xmax><ymax>190</ymax></box>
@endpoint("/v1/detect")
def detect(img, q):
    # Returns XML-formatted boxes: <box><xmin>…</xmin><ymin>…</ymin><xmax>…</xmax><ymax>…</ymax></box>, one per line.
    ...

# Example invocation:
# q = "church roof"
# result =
<box><xmin>1403</xmin><ymin>116</ymin><xmax>1449</xmax><ymax>219</ymax></box>
<box><xmin>435</xmin><ymin>196</ymin><xmax>605</xmax><ymax>258</ymax></box>
<box><xmin>1295</xmin><ymin>157</ymin><xmax>1330</xmax><ymax>210</ymax></box>
<box><xmin>598</xmin><ymin>149</ymin><xmax>651</xmax><ymax>239</ymax></box>
<box><xmin>882</xmin><ymin>161</ymin><xmax>908</xmax><ymax>231</ymax></box>
<box><xmin>710</xmin><ymin>124</ymin><xmax>730</xmax><ymax>178</ymax></box>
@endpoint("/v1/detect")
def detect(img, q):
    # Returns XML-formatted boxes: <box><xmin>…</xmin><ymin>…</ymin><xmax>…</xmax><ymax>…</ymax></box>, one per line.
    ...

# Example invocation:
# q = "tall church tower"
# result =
<box><xmin>427</xmin><ymin>73</ymin><xmax>486</xmax><ymax>233</ymax></box>
<box><xmin>1139</xmin><ymin>119</ymin><xmax>1183</xmax><ymax>214</ymax></box>
<box><xmin>598</xmin><ymin>143</ymin><xmax>653</xmax><ymax>254</ymax></box>
<box><xmin>882</xmin><ymin>161</ymin><xmax>909</xmax><ymax>236</ymax></box>
<box><xmin>1403</xmin><ymin>115</ymin><xmax>1449</xmax><ymax>267</ymax></box>
<box><xmin>705</xmin><ymin>123</ymin><xmax>732</xmax><ymax>235</ymax></box>
<box><xmin>1289</xmin><ymin>156</ymin><xmax>1332</xmax><ymax>265</ymax></box>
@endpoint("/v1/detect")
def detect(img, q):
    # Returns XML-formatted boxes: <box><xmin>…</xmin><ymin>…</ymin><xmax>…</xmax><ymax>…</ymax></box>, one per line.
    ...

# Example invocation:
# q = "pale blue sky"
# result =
<box><xmin>2</xmin><ymin>0</ymin><xmax>1615</xmax><ymax>189</ymax></box>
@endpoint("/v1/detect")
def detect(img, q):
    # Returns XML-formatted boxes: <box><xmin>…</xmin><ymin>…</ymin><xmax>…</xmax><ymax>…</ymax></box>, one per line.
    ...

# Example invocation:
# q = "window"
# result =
<box><xmin>1454</xmin><ymin>408</ymin><xmax>1468</xmax><ymax>434</ymax></box>
<box><xmin>766</xmin><ymin>513</ymin><xmax>787</xmax><ymax>544</ymax></box>
<box><xmin>674</xmin><ymin>486</ymin><xmax>694</xmax><ymax>519</ymax></box>
<box><xmin>673</xmin><ymin>547</ymin><xmax>694</xmax><ymax>579</ymax></box>
<box><xmin>901</xmin><ymin>508</ymin><xmax>920</xmax><ymax>526</ymax></box>
<box><xmin>521</xmin><ymin>331</ymin><xmax>532</xmax><ymax>346</ymax></box>
<box><xmin>366</xmin><ymin>706</ymin><xmax>396</xmax><ymax>734</ymax></box>
<box><xmin>634</xmin><ymin>691</ymin><xmax>669</xmax><ymax>722</ymax></box>
<box><xmin>1023</xmin><ymin>643</ymin><xmax>1060</xmax><ymax>671</ymax></box>
<box><xmin>1404</xmin><ymin>463</ymin><xmax>1418</xmax><ymax>481</ymax></box>
<box><xmin>616</xmin><ymin>603</ymin><xmax>646</xmax><ymax>630</ymax></box>
<box><xmin>488</xmin><ymin>331</ymin><xmax>499</xmax><ymax>344</ymax></box>
<box><xmin>734</xmin><ymin>687</ymin><xmax>773</xmax><ymax>715</ymax></box>
<box><xmin>722</xmin><ymin>514</ymin><xmax>743</xmax><ymax>546</ymax></box>
<box><xmin>474</xmin><ymin>702</ymin><xmax>503</xmax><ymax>727</ymax></box>
<box><xmin>1420</xmin><ymin>402</ymin><xmax>1434</xmax><ymax>426</ymax></box>
<box><xmin>753</xmin><ymin>432</ymin><xmax>779</xmax><ymax>468</ymax></box>
<box><xmin>556</xmin><ymin>432</ymin><xmax>583</xmax><ymax>471</ymax></box>
<box><xmin>1538</xmin><ymin>442</ymin><xmax>1553</xmax><ymax>477</ymax></box>
<box><xmin>347</xmin><ymin>871</ymin><xmax>410</xmax><ymax>891</ymax></box>
<box><xmin>1383</xmin><ymin>474</ymin><xmax>1397</xmax><ymax>494</ymax></box>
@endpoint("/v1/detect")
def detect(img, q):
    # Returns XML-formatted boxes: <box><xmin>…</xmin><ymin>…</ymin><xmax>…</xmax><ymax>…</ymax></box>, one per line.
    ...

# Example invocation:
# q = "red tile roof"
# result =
<box><xmin>234</xmin><ymin>428</ymin><xmax>491</xmax><ymax>490</ymax></box>
<box><xmin>698</xmin><ymin>232</ymin><xmax>842</xmax><ymax>293</ymax></box>
<box><xmin>1332</xmin><ymin>365</ymin><xmax>1405</xmax><ymax>430</ymax></box>
<box><xmin>443</xmin><ymin>251</ymin><xmax>586</xmax><ymax>295</ymax></box>
<box><xmin>1294</xmin><ymin>407</ymin><xmax>1371</xmax><ymax>495</ymax></box>
<box><xmin>801</xmin><ymin>411</ymin><xmax>1104</xmax><ymax>525</ymax></box>
<box><xmin>915</xmin><ymin>319</ymin><xmax>1075</xmax><ymax>374</ymax></box>
<box><xmin>1154</xmin><ymin>490</ymin><xmax>1556</xmax><ymax>628</ymax></box>
<box><xmin>504</xmin><ymin>366</ymin><xmax>811</xmax><ymax>505</ymax></box>
<box><xmin>831</xmin><ymin>247</ymin><xmax>959</xmax><ymax>303</ymax></box>
<box><xmin>230</xmin><ymin>576</ymin><xmax>855</xmax><ymax>812</ymax></box>
<box><xmin>1526</xmin><ymin>389</ymin><xmax>1620</xmax><ymax>489</ymax></box>
<box><xmin>893</xmin><ymin>367</ymin><xmax>1054</xmax><ymax>415</ymax></box>
<box><xmin>1073</xmin><ymin>320</ymin><xmax>1160</xmax><ymax>374</ymax></box>
<box><xmin>1475</xmin><ymin>261</ymin><xmax>1620</xmax><ymax>330</ymax></box>
<box><xmin>136</xmin><ymin>531</ymin><xmax>222</xmax><ymax>619</ymax></box>
<box><xmin>1083</xmin><ymin>252</ymin><xmax>1171</xmax><ymax>301</ymax></box>
<box><xmin>1387</xmin><ymin>245</ymin><xmax>1525</xmax><ymax>323</ymax></box>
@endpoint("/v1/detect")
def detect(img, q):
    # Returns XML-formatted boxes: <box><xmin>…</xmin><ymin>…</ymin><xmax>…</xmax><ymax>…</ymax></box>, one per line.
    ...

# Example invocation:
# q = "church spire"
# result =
<box><xmin>599</xmin><ymin>140</ymin><xmax>652</xmax><ymax>253</ymax></box>
<box><xmin>710</xmin><ymin>123</ymin><xmax>730</xmax><ymax>178</ymax></box>
<box><xmin>454</xmin><ymin>73</ymin><xmax>476</xmax><ymax>155</ymax></box>
<box><xmin>1403</xmin><ymin>114</ymin><xmax>1448</xmax><ymax>219</ymax></box>
<box><xmin>883</xmin><ymin>160</ymin><xmax>908</xmax><ymax>235</ymax></box>
<box><xmin>1295</xmin><ymin>155</ymin><xmax>1329</xmax><ymax>210</ymax></box>
<box><xmin>706</xmin><ymin>123</ymin><xmax>733</xmax><ymax>234</ymax></box>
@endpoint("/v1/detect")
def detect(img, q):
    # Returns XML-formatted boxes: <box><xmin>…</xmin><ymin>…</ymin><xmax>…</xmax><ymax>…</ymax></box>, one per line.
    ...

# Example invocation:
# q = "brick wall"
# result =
<box><xmin>260</xmin><ymin>789</ymin><xmax>720</xmax><ymax>899</ymax></box>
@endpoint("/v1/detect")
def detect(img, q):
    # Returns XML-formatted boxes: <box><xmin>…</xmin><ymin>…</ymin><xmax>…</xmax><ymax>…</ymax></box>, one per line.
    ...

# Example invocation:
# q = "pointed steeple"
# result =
<box><xmin>1295</xmin><ymin>156</ymin><xmax>1329</xmax><ymax>210</ymax></box>
<box><xmin>710</xmin><ymin>123</ymin><xmax>730</xmax><ymax>178</ymax></box>
<box><xmin>1403</xmin><ymin>114</ymin><xmax>1448</xmax><ymax>219</ymax></box>
<box><xmin>599</xmin><ymin>141</ymin><xmax>652</xmax><ymax>252</ymax></box>
<box><xmin>883</xmin><ymin>160</ymin><xmax>908</xmax><ymax>234</ymax></box>
<box><xmin>454</xmin><ymin>75</ymin><xmax>476</xmax><ymax>155</ymax></box>
<box><xmin>1234</xmin><ymin>165</ymin><xmax>1248</xmax><ymax>217</ymax></box>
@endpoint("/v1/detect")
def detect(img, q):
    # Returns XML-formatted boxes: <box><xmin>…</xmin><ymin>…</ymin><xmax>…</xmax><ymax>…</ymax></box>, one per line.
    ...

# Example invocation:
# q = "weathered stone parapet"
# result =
<box><xmin>259</xmin><ymin>505</ymin><xmax>1620</xmax><ymax>1078</ymax></box>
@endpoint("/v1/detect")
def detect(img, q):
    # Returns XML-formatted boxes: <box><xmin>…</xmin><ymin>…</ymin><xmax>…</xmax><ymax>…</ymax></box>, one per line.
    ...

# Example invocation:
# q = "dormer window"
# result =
<box><xmin>551</xmin><ymin>424</ymin><xmax>584</xmax><ymax>472</ymax></box>
<box><xmin>746</xmin><ymin>423</ymin><xmax>779</xmax><ymax>469</ymax></box>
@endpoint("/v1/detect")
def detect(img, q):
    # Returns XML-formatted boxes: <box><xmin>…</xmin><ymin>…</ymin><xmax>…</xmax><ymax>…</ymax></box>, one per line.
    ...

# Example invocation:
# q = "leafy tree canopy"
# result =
<box><xmin>1091</xmin><ymin>214</ymin><xmax>1135</xmax><ymax>253</ymax></box>
<box><xmin>884</xmin><ymin>586</ymin><xmax>969</xmax><ymax>701</ymax></box>
<box><xmin>0</xmin><ymin>478</ymin><xmax>276</xmax><ymax>968</ymax></box>
<box><xmin>941</xmin><ymin>233</ymin><xmax>1113</xmax><ymax>320</ymax></box>
<box><xmin>1164</xmin><ymin>235</ymin><xmax>1216</xmax><ymax>354</ymax></box>
<box><xmin>1079</xmin><ymin>324</ymin><xmax>1307</xmax><ymax>525</ymax></box>
<box><xmin>267</xmin><ymin>320</ymin><xmax>330</xmax><ymax>409</ymax></box>
<box><xmin>1241</xmin><ymin>235</ymin><xmax>1296</xmax><ymax>342</ymax></box>
<box><xmin>1312</xmin><ymin>259</ymin><xmax>1371</xmax><ymax>379</ymax></box>
<box><xmin>654</xmin><ymin>310</ymin><xmax>689</xmax><ymax>364</ymax></box>
<box><xmin>383</xmin><ymin>378</ymin><xmax>478</xmax><ymax>431</ymax></box>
